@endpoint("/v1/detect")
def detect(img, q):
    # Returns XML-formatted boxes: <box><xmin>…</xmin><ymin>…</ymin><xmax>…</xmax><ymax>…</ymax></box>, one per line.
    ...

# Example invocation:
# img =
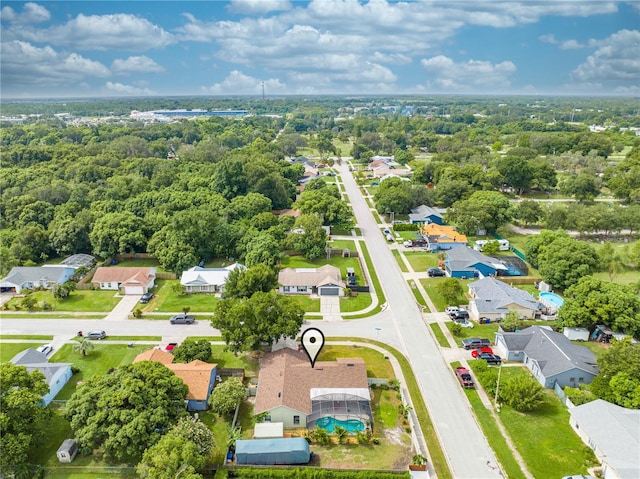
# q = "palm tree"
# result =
<box><xmin>72</xmin><ymin>338</ymin><xmax>94</xmax><ymax>357</ymax></box>
<box><xmin>334</xmin><ymin>426</ymin><xmax>348</xmax><ymax>444</ymax></box>
<box><xmin>608</xmin><ymin>253</ymin><xmax>625</xmax><ymax>282</ymax></box>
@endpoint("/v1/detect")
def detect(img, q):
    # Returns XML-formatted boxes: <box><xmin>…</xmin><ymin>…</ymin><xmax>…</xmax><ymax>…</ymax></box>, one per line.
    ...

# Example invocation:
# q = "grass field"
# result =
<box><xmin>392</xmin><ymin>250</ymin><xmax>409</xmax><ymax>272</ymax></box>
<box><xmin>319</xmin><ymin>345</ymin><xmax>394</xmax><ymax>378</ymax></box>
<box><xmin>6</xmin><ymin>290</ymin><xmax>121</xmax><ymax>312</ymax></box>
<box><xmin>593</xmin><ymin>268</ymin><xmax>640</xmax><ymax>285</ymax></box>
<box><xmin>288</xmin><ymin>294</ymin><xmax>321</xmax><ymax>312</ymax></box>
<box><xmin>420</xmin><ymin>278</ymin><xmax>471</xmax><ymax>312</ymax></box>
<box><xmin>145</xmin><ymin>279</ymin><xmax>220</xmax><ymax>312</ymax></box>
<box><xmin>445</xmin><ymin>321</ymin><xmax>499</xmax><ymax>343</ymax></box>
<box><xmin>340</xmin><ymin>292</ymin><xmax>373</xmax><ymax>312</ymax></box>
<box><xmin>329</xmin><ymin>239</ymin><xmax>356</xmax><ymax>251</ymax></box>
<box><xmin>111</xmin><ymin>257</ymin><xmax>167</xmax><ymax>272</ymax></box>
<box><xmin>408</xmin><ymin>280</ymin><xmax>426</xmax><ymax>307</ymax></box>
<box><xmin>281</xmin><ymin>254</ymin><xmax>364</xmax><ymax>281</ymax></box>
<box><xmin>404</xmin><ymin>251</ymin><xmax>438</xmax><ymax>272</ymax></box>
<box><xmin>0</xmin><ymin>342</ymin><xmax>49</xmax><ymax>362</ymax></box>
<box><xmin>0</xmin><ymin>334</ymin><xmax>53</xmax><ymax>340</ymax></box>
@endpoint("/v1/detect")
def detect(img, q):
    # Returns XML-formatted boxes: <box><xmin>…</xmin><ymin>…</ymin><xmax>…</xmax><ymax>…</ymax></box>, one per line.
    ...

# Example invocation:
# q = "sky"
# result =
<box><xmin>1</xmin><ymin>0</ymin><xmax>639</xmax><ymax>99</ymax></box>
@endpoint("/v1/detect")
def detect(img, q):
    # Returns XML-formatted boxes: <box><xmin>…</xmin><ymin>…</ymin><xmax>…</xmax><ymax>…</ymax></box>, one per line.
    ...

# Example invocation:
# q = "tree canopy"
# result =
<box><xmin>446</xmin><ymin>191</ymin><xmax>513</xmax><ymax>235</ymax></box>
<box><xmin>590</xmin><ymin>339</ymin><xmax>640</xmax><ymax>409</ymax></box>
<box><xmin>537</xmin><ymin>236</ymin><xmax>599</xmax><ymax>290</ymax></box>
<box><xmin>64</xmin><ymin>361</ymin><xmax>188</xmax><ymax>462</ymax></box>
<box><xmin>209</xmin><ymin>377</ymin><xmax>247</xmax><ymax>416</ymax></box>
<box><xmin>173</xmin><ymin>338</ymin><xmax>213</xmax><ymax>363</ymax></box>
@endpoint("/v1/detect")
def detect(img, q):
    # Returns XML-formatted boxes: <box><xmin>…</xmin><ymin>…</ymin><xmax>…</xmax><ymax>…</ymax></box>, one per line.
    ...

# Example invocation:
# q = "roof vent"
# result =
<box><xmin>278</xmin><ymin>392</ymin><xmax>281</xmax><ymax>398</ymax></box>
<box><xmin>347</xmin><ymin>363</ymin><xmax>354</xmax><ymax>367</ymax></box>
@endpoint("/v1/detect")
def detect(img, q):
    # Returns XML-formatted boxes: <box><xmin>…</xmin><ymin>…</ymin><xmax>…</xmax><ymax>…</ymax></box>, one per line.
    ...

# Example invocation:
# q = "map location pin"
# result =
<box><xmin>301</xmin><ymin>328</ymin><xmax>325</xmax><ymax>368</ymax></box>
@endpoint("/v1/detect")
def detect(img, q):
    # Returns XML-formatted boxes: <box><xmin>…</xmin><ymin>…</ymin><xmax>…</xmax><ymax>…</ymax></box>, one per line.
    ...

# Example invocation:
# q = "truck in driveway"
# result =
<box><xmin>455</xmin><ymin>366</ymin><xmax>475</xmax><ymax>388</ymax></box>
<box><xmin>169</xmin><ymin>313</ymin><xmax>195</xmax><ymax>324</ymax></box>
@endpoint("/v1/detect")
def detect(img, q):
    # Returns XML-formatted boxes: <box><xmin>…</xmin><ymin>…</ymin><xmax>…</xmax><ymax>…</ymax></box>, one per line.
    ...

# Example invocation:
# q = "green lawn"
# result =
<box><xmin>396</xmin><ymin>231</ymin><xmax>419</xmax><ymax>241</ymax></box>
<box><xmin>392</xmin><ymin>250</ymin><xmax>409</xmax><ymax>272</ymax></box>
<box><xmin>112</xmin><ymin>257</ymin><xmax>167</xmax><ymax>272</ymax></box>
<box><xmin>404</xmin><ymin>251</ymin><xmax>438</xmax><ymax>272</ymax></box>
<box><xmin>288</xmin><ymin>294</ymin><xmax>321</xmax><ymax>312</ymax></box>
<box><xmin>429</xmin><ymin>324</ymin><xmax>450</xmax><ymax>348</ymax></box>
<box><xmin>340</xmin><ymin>292</ymin><xmax>373</xmax><ymax>312</ymax></box>
<box><xmin>146</xmin><ymin>279</ymin><xmax>220</xmax><ymax>312</ymax></box>
<box><xmin>0</xmin><ymin>334</ymin><xmax>53</xmax><ymax>340</ymax></box>
<box><xmin>319</xmin><ymin>345</ymin><xmax>394</xmax><ymax>379</ymax></box>
<box><xmin>329</xmin><ymin>239</ymin><xmax>356</xmax><ymax>251</ymax></box>
<box><xmin>420</xmin><ymin>278</ymin><xmax>471</xmax><ymax>312</ymax></box>
<box><xmin>6</xmin><ymin>290</ymin><xmax>121</xmax><ymax>312</ymax></box>
<box><xmin>445</xmin><ymin>322</ymin><xmax>499</xmax><ymax>343</ymax></box>
<box><xmin>593</xmin><ymin>268</ymin><xmax>640</xmax><ymax>285</ymax></box>
<box><xmin>210</xmin><ymin>345</ymin><xmax>260</xmax><ymax>377</ymax></box>
<box><xmin>408</xmin><ymin>280</ymin><xmax>426</xmax><ymax>307</ymax></box>
<box><xmin>53</xmin><ymin>343</ymin><xmax>153</xmax><ymax>399</ymax></box>
<box><xmin>0</xmin><ymin>342</ymin><xmax>48</xmax><ymax>362</ymax></box>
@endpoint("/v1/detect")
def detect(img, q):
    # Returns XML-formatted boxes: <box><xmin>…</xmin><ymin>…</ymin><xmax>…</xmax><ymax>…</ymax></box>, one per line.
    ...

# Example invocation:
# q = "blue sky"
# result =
<box><xmin>1</xmin><ymin>1</ymin><xmax>638</xmax><ymax>98</ymax></box>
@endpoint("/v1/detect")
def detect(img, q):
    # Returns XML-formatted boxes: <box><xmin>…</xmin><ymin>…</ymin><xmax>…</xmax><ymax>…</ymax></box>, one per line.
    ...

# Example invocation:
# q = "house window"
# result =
<box><xmin>283</xmin><ymin>286</ymin><xmax>290</xmax><ymax>292</ymax></box>
<box><xmin>569</xmin><ymin>377</ymin><xmax>575</xmax><ymax>382</ymax></box>
<box><xmin>579</xmin><ymin>377</ymin><xmax>584</xmax><ymax>382</ymax></box>
<box><xmin>265</xmin><ymin>415</ymin><xmax>271</xmax><ymax>422</ymax></box>
<box><xmin>293</xmin><ymin>416</ymin><xmax>300</xmax><ymax>425</ymax></box>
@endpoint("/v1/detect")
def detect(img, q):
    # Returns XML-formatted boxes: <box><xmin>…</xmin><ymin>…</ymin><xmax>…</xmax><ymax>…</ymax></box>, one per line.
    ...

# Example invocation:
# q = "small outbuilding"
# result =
<box><xmin>564</xmin><ymin>327</ymin><xmax>590</xmax><ymax>342</ymax></box>
<box><xmin>254</xmin><ymin>422</ymin><xmax>284</xmax><ymax>439</ymax></box>
<box><xmin>57</xmin><ymin>439</ymin><xmax>79</xmax><ymax>463</ymax></box>
<box><xmin>235</xmin><ymin>438</ymin><xmax>310</xmax><ymax>465</ymax></box>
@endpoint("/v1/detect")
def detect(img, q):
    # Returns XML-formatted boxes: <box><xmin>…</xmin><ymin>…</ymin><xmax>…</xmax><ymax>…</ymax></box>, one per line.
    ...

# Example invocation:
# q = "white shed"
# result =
<box><xmin>57</xmin><ymin>439</ymin><xmax>78</xmax><ymax>463</ymax></box>
<box><xmin>563</xmin><ymin>327</ymin><xmax>589</xmax><ymax>342</ymax></box>
<box><xmin>254</xmin><ymin>422</ymin><xmax>284</xmax><ymax>438</ymax></box>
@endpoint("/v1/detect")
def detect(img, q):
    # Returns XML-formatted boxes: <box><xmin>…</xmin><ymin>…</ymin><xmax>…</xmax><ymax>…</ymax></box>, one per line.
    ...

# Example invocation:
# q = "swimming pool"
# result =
<box><xmin>540</xmin><ymin>292</ymin><xmax>564</xmax><ymax>308</ymax></box>
<box><xmin>316</xmin><ymin>417</ymin><xmax>365</xmax><ymax>434</ymax></box>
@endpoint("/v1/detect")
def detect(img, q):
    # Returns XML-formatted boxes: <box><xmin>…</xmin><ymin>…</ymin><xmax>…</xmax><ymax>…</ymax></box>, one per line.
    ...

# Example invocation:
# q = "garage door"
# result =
<box><xmin>320</xmin><ymin>287</ymin><xmax>339</xmax><ymax>296</ymax></box>
<box><xmin>125</xmin><ymin>286</ymin><xmax>144</xmax><ymax>295</ymax></box>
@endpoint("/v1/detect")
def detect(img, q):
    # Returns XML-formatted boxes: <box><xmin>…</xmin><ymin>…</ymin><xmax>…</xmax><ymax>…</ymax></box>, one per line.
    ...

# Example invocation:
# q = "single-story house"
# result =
<box><xmin>235</xmin><ymin>438</ymin><xmax>310</xmax><ymax>465</ymax></box>
<box><xmin>278</xmin><ymin>265</ymin><xmax>345</xmax><ymax>296</ymax></box>
<box><xmin>421</xmin><ymin>224</ymin><xmax>468</xmax><ymax>252</ymax></box>
<box><xmin>254</xmin><ymin>348</ymin><xmax>372</xmax><ymax>430</ymax></box>
<box><xmin>445</xmin><ymin>247</ymin><xmax>507</xmax><ymax>279</ymax></box>
<box><xmin>468</xmin><ymin>277</ymin><xmax>542</xmax><ymax>321</ymax></box>
<box><xmin>408</xmin><ymin>205</ymin><xmax>444</xmax><ymax>225</ymax></box>
<box><xmin>92</xmin><ymin>267</ymin><xmax>156</xmax><ymax>295</ymax></box>
<box><xmin>134</xmin><ymin>349</ymin><xmax>217</xmax><ymax>411</ymax></box>
<box><xmin>10</xmin><ymin>348</ymin><xmax>72</xmax><ymax>406</ymax></box>
<box><xmin>495</xmin><ymin>326</ymin><xmax>599</xmax><ymax>388</ymax></box>
<box><xmin>180</xmin><ymin>263</ymin><xmax>245</xmax><ymax>293</ymax></box>
<box><xmin>0</xmin><ymin>266</ymin><xmax>75</xmax><ymax>294</ymax></box>
<box><xmin>569</xmin><ymin>399</ymin><xmax>640</xmax><ymax>479</ymax></box>
<box><xmin>373</xmin><ymin>167</ymin><xmax>412</xmax><ymax>179</ymax></box>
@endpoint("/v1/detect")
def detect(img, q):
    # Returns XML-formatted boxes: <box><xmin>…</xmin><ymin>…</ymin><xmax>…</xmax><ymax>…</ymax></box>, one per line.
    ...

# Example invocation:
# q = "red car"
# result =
<box><xmin>471</xmin><ymin>347</ymin><xmax>494</xmax><ymax>358</ymax></box>
<box><xmin>455</xmin><ymin>367</ymin><xmax>475</xmax><ymax>388</ymax></box>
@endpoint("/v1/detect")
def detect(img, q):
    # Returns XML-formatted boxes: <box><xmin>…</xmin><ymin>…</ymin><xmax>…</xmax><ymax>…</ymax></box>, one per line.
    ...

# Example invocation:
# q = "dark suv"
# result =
<box><xmin>478</xmin><ymin>352</ymin><xmax>502</xmax><ymax>365</ymax></box>
<box><xmin>140</xmin><ymin>292</ymin><xmax>154</xmax><ymax>303</ymax></box>
<box><xmin>427</xmin><ymin>267</ymin><xmax>446</xmax><ymax>277</ymax></box>
<box><xmin>461</xmin><ymin>337</ymin><xmax>491</xmax><ymax>350</ymax></box>
<box><xmin>450</xmin><ymin>310</ymin><xmax>470</xmax><ymax>320</ymax></box>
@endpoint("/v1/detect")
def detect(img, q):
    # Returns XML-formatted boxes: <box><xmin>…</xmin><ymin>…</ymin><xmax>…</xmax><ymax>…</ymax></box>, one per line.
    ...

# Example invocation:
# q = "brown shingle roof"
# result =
<box><xmin>254</xmin><ymin>348</ymin><xmax>368</xmax><ymax>415</ymax></box>
<box><xmin>133</xmin><ymin>350</ymin><xmax>217</xmax><ymax>401</ymax></box>
<box><xmin>92</xmin><ymin>267</ymin><xmax>155</xmax><ymax>284</ymax></box>
<box><xmin>278</xmin><ymin>265</ymin><xmax>344</xmax><ymax>288</ymax></box>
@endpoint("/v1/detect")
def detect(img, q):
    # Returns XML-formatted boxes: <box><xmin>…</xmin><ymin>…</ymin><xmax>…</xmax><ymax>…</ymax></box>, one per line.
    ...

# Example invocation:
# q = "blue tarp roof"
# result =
<box><xmin>235</xmin><ymin>438</ymin><xmax>310</xmax><ymax>465</ymax></box>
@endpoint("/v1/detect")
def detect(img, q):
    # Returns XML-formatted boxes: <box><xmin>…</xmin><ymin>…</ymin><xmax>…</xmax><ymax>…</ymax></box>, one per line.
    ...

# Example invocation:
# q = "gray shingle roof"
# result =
<box><xmin>570</xmin><ymin>399</ymin><xmax>640</xmax><ymax>478</ymax></box>
<box><xmin>446</xmin><ymin>247</ymin><xmax>505</xmax><ymax>273</ymax></box>
<box><xmin>409</xmin><ymin>205</ymin><xmax>443</xmax><ymax>222</ymax></box>
<box><xmin>1</xmin><ymin>266</ymin><xmax>72</xmax><ymax>286</ymax></box>
<box><xmin>500</xmin><ymin>326</ymin><xmax>599</xmax><ymax>377</ymax></box>
<box><xmin>10</xmin><ymin>348</ymin><xmax>71</xmax><ymax>383</ymax></box>
<box><xmin>469</xmin><ymin>277</ymin><xmax>541</xmax><ymax>314</ymax></box>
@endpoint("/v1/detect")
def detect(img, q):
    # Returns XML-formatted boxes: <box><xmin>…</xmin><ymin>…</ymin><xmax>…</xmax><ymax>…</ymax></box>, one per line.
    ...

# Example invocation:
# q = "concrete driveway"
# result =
<box><xmin>320</xmin><ymin>295</ymin><xmax>342</xmax><ymax>321</ymax></box>
<box><xmin>103</xmin><ymin>294</ymin><xmax>142</xmax><ymax>321</ymax></box>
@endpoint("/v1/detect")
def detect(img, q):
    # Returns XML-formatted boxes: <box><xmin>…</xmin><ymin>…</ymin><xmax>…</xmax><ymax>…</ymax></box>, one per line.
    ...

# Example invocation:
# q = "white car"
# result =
<box><xmin>455</xmin><ymin>319</ymin><xmax>474</xmax><ymax>329</ymax></box>
<box><xmin>37</xmin><ymin>345</ymin><xmax>53</xmax><ymax>356</ymax></box>
<box><xmin>445</xmin><ymin>306</ymin><xmax>459</xmax><ymax>315</ymax></box>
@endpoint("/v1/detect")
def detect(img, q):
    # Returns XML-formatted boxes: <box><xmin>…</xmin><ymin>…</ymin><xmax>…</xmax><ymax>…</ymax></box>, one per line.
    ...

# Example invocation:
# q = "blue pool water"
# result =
<box><xmin>540</xmin><ymin>292</ymin><xmax>564</xmax><ymax>308</ymax></box>
<box><xmin>316</xmin><ymin>417</ymin><xmax>365</xmax><ymax>434</ymax></box>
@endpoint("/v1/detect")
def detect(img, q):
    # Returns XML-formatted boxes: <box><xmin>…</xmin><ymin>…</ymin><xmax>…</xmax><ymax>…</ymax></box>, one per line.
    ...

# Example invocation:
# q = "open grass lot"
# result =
<box><xmin>446</xmin><ymin>322</ymin><xmax>499</xmax><ymax>346</ymax></box>
<box><xmin>281</xmin><ymin>254</ymin><xmax>364</xmax><ymax>280</ymax></box>
<box><xmin>0</xmin><ymin>342</ymin><xmax>49</xmax><ymax>362</ymax></box>
<box><xmin>145</xmin><ymin>279</ymin><xmax>220</xmax><ymax>312</ymax></box>
<box><xmin>211</xmin><ymin>345</ymin><xmax>260</xmax><ymax>376</ymax></box>
<box><xmin>5</xmin><ymin>290</ymin><xmax>121</xmax><ymax>312</ymax></box>
<box><xmin>288</xmin><ymin>294</ymin><xmax>321</xmax><ymax>312</ymax></box>
<box><xmin>404</xmin><ymin>251</ymin><xmax>438</xmax><ymax>272</ymax></box>
<box><xmin>53</xmin><ymin>343</ymin><xmax>153</xmax><ymax>399</ymax></box>
<box><xmin>392</xmin><ymin>250</ymin><xmax>409</xmax><ymax>272</ymax></box>
<box><xmin>319</xmin><ymin>345</ymin><xmax>394</xmax><ymax>379</ymax></box>
<box><xmin>420</xmin><ymin>277</ymin><xmax>472</xmax><ymax>312</ymax></box>
<box><xmin>340</xmin><ymin>292</ymin><xmax>373</xmax><ymax>312</ymax></box>
<box><xmin>329</xmin><ymin>239</ymin><xmax>356</xmax><ymax>251</ymax></box>
<box><xmin>111</xmin><ymin>257</ymin><xmax>167</xmax><ymax>272</ymax></box>
<box><xmin>395</xmin><ymin>230</ymin><xmax>419</xmax><ymax>241</ymax></box>
<box><xmin>593</xmin><ymin>268</ymin><xmax>640</xmax><ymax>285</ymax></box>
<box><xmin>467</xmin><ymin>362</ymin><xmax>596</xmax><ymax>478</ymax></box>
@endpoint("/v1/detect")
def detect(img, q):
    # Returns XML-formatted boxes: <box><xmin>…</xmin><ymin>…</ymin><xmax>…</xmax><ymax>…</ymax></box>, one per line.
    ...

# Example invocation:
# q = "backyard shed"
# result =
<box><xmin>235</xmin><ymin>438</ymin><xmax>310</xmax><ymax>465</ymax></box>
<box><xmin>564</xmin><ymin>327</ymin><xmax>590</xmax><ymax>341</ymax></box>
<box><xmin>56</xmin><ymin>439</ymin><xmax>79</xmax><ymax>463</ymax></box>
<box><xmin>254</xmin><ymin>422</ymin><xmax>284</xmax><ymax>438</ymax></box>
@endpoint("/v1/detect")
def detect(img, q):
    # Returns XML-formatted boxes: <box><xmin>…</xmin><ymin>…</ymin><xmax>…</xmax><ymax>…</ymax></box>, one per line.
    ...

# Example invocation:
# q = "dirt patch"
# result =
<box><xmin>384</xmin><ymin>426</ymin><xmax>406</xmax><ymax>445</ymax></box>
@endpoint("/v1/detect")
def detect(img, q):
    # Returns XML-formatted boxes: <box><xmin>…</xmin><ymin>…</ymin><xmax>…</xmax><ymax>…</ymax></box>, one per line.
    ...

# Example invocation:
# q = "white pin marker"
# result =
<box><xmin>301</xmin><ymin>328</ymin><xmax>325</xmax><ymax>368</ymax></box>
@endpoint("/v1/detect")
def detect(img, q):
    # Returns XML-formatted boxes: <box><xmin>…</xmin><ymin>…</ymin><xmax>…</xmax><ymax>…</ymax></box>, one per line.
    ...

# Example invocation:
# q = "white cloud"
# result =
<box><xmin>572</xmin><ymin>29</ymin><xmax>640</xmax><ymax>83</ymax></box>
<box><xmin>21</xmin><ymin>13</ymin><xmax>175</xmax><ymax>50</ymax></box>
<box><xmin>539</xmin><ymin>34</ymin><xmax>557</xmax><ymax>44</ymax></box>
<box><xmin>112</xmin><ymin>56</ymin><xmax>165</xmax><ymax>74</ymax></box>
<box><xmin>104</xmin><ymin>81</ymin><xmax>155</xmax><ymax>96</ymax></box>
<box><xmin>202</xmin><ymin>70</ymin><xmax>285</xmax><ymax>95</ymax></box>
<box><xmin>560</xmin><ymin>39</ymin><xmax>585</xmax><ymax>50</ymax></box>
<box><xmin>371</xmin><ymin>51</ymin><xmax>412</xmax><ymax>65</ymax></box>
<box><xmin>420</xmin><ymin>55</ymin><xmax>516</xmax><ymax>91</ymax></box>
<box><xmin>227</xmin><ymin>0</ymin><xmax>292</xmax><ymax>15</ymax></box>
<box><xmin>0</xmin><ymin>2</ymin><xmax>50</xmax><ymax>24</ymax></box>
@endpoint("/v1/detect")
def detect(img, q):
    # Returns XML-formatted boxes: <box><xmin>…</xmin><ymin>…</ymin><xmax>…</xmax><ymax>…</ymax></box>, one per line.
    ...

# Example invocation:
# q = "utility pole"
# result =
<box><xmin>261</xmin><ymin>81</ymin><xmax>265</xmax><ymax>101</ymax></box>
<box><xmin>494</xmin><ymin>362</ymin><xmax>502</xmax><ymax>412</ymax></box>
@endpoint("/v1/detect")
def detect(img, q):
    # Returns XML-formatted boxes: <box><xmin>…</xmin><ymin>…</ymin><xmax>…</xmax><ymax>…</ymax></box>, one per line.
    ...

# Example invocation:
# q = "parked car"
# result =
<box><xmin>477</xmin><ymin>352</ymin><xmax>502</xmax><ymax>365</ymax></box>
<box><xmin>455</xmin><ymin>319</ymin><xmax>474</xmax><ymax>328</ymax></box>
<box><xmin>87</xmin><ymin>330</ymin><xmax>106</xmax><ymax>340</ymax></box>
<box><xmin>445</xmin><ymin>306</ymin><xmax>459</xmax><ymax>315</ymax></box>
<box><xmin>450</xmin><ymin>310</ymin><xmax>470</xmax><ymax>320</ymax></box>
<box><xmin>455</xmin><ymin>366</ymin><xmax>475</xmax><ymax>388</ymax></box>
<box><xmin>169</xmin><ymin>313</ymin><xmax>195</xmax><ymax>324</ymax></box>
<box><xmin>428</xmin><ymin>267</ymin><xmax>446</xmax><ymax>277</ymax></box>
<box><xmin>140</xmin><ymin>292</ymin><xmax>154</xmax><ymax>303</ymax></box>
<box><xmin>36</xmin><ymin>345</ymin><xmax>53</xmax><ymax>356</ymax></box>
<box><xmin>348</xmin><ymin>276</ymin><xmax>356</xmax><ymax>286</ymax></box>
<box><xmin>461</xmin><ymin>338</ymin><xmax>491</xmax><ymax>350</ymax></box>
<box><xmin>471</xmin><ymin>347</ymin><xmax>494</xmax><ymax>358</ymax></box>
<box><xmin>403</xmin><ymin>240</ymin><xmax>414</xmax><ymax>248</ymax></box>
<box><xmin>165</xmin><ymin>342</ymin><xmax>178</xmax><ymax>352</ymax></box>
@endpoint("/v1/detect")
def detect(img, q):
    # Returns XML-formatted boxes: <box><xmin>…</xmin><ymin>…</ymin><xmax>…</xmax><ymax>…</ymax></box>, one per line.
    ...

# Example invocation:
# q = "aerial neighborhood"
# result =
<box><xmin>2</xmin><ymin>93</ymin><xmax>639</xmax><ymax>479</ymax></box>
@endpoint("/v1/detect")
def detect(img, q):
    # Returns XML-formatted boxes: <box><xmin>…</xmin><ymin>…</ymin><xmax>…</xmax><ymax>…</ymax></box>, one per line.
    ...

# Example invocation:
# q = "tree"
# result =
<box><xmin>287</xmin><ymin>214</ymin><xmax>328</xmax><ymax>260</ymax></box>
<box><xmin>90</xmin><ymin>211</ymin><xmax>147</xmax><ymax>258</ymax></box>
<box><xmin>209</xmin><ymin>377</ymin><xmax>246</xmax><ymax>415</ymax></box>
<box><xmin>500</xmin><ymin>310</ymin><xmax>523</xmax><ymax>332</ymax></box>
<box><xmin>537</xmin><ymin>236</ymin><xmax>599</xmax><ymax>290</ymax></box>
<box><xmin>294</xmin><ymin>188</ymin><xmax>353</xmax><ymax>229</ymax></box>
<box><xmin>72</xmin><ymin>337</ymin><xmax>95</xmax><ymax>357</ymax></box>
<box><xmin>137</xmin><ymin>417</ymin><xmax>214</xmax><ymax>479</ymax></box>
<box><xmin>0</xmin><ymin>363</ymin><xmax>51</xmax><ymax>477</ymax></box>
<box><xmin>212</xmin><ymin>291</ymin><xmax>304</xmax><ymax>354</ymax></box>
<box><xmin>523</xmin><ymin>229</ymin><xmax>569</xmax><ymax>269</ymax></box>
<box><xmin>223</xmin><ymin>263</ymin><xmax>278</xmax><ymax>299</ymax></box>
<box><xmin>560</xmin><ymin>174</ymin><xmax>600</xmax><ymax>201</ymax></box>
<box><xmin>446</xmin><ymin>191</ymin><xmax>512</xmax><ymax>235</ymax></box>
<box><xmin>590</xmin><ymin>339</ymin><xmax>640</xmax><ymax>408</ymax></box>
<box><xmin>64</xmin><ymin>361</ymin><xmax>188</xmax><ymax>461</ymax></box>
<box><xmin>481</xmin><ymin>240</ymin><xmax>500</xmax><ymax>255</ymax></box>
<box><xmin>497</xmin><ymin>155</ymin><xmax>534</xmax><ymax>194</ymax></box>
<box><xmin>243</xmin><ymin>232</ymin><xmax>282</xmax><ymax>268</ymax></box>
<box><xmin>515</xmin><ymin>200</ymin><xmax>544</xmax><ymax>227</ymax></box>
<box><xmin>173</xmin><ymin>338</ymin><xmax>212</xmax><ymax>363</ymax></box>
<box><xmin>558</xmin><ymin>276</ymin><xmax>640</xmax><ymax>336</ymax></box>
<box><xmin>499</xmin><ymin>375</ymin><xmax>545</xmax><ymax>412</ymax></box>
<box><xmin>436</xmin><ymin>278</ymin><xmax>464</xmax><ymax>306</ymax></box>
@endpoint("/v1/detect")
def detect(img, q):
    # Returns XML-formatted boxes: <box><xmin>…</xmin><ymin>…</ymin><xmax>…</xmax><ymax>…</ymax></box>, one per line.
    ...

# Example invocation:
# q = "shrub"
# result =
<box><xmin>450</xmin><ymin>323</ymin><xmax>463</xmax><ymax>336</ymax></box>
<box><xmin>499</xmin><ymin>375</ymin><xmax>546</xmax><ymax>412</ymax></box>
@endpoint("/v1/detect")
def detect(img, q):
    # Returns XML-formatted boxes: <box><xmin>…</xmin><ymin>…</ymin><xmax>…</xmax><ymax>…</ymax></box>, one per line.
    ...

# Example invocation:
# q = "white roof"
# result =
<box><xmin>254</xmin><ymin>422</ymin><xmax>284</xmax><ymax>438</ymax></box>
<box><xmin>180</xmin><ymin>263</ymin><xmax>244</xmax><ymax>287</ymax></box>
<box><xmin>310</xmin><ymin>388</ymin><xmax>371</xmax><ymax>401</ymax></box>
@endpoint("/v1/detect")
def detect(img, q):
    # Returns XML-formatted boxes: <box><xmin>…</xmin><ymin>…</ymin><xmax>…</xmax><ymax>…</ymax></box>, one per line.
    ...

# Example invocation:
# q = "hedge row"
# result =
<box><xmin>392</xmin><ymin>223</ymin><xmax>419</xmax><ymax>231</ymax></box>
